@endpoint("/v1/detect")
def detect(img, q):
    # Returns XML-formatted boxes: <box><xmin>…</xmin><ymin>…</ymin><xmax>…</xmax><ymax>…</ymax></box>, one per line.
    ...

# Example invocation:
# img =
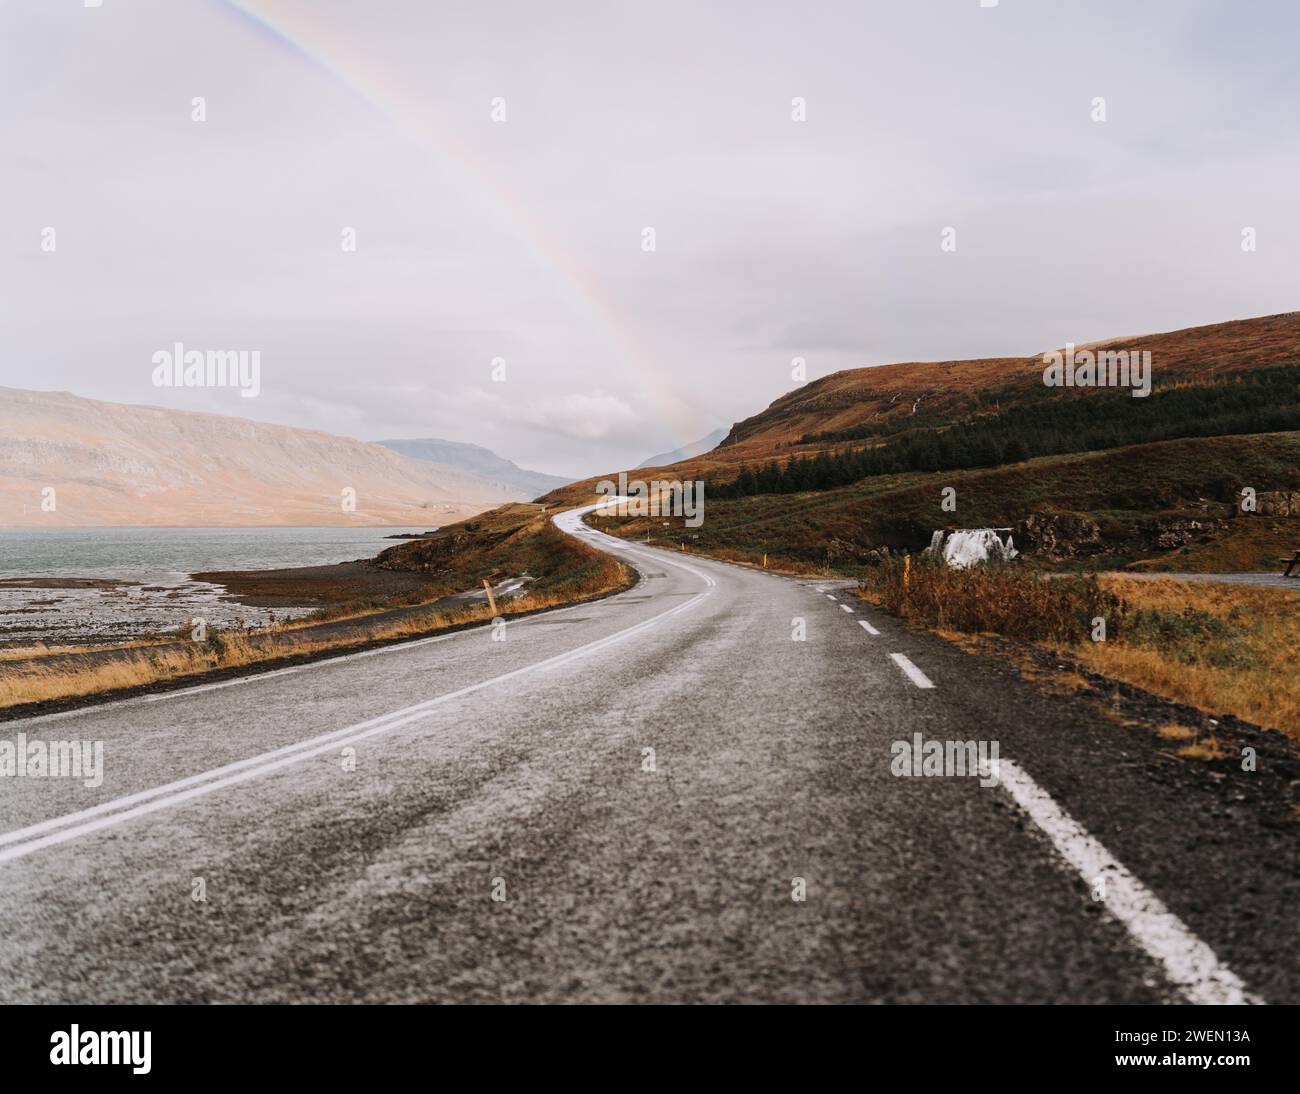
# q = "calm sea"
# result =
<box><xmin>0</xmin><ymin>526</ymin><xmax>432</xmax><ymax>648</ymax></box>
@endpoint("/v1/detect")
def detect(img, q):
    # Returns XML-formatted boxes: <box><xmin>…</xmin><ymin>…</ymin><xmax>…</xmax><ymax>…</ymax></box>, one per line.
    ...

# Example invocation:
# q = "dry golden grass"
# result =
<box><xmin>1178</xmin><ymin>738</ymin><xmax>1228</xmax><ymax>761</ymax></box>
<box><xmin>0</xmin><ymin>635</ymin><xmax>258</xmax><ymax>709</ymax></box>
<box><xmin>1068</xmin><ymin>576</ymin><xmax>1300</xmax><ymax>737</ymax></box>
<box><xmin>1045</xmin><ymin>670</ymin><xmax>1091</xmax><ymax>695</ymax></box>
<box><xmin>1095</xmin><ymin>706</ymin><xmax>1143</xmax><ymax>729</ymax></box>
<box><xmin>1130</xmin><ymin>517</ymin><xmax>1300</xmax><ymax>573</ymax></box>
<box><xmin>860</xmin><ymin>558</ymin><xmax>1121</xmax><ymax>643</ymax></box>
<box><xmin>861</xmin><ymin>566</ymin><xmax>1300</xmax><ymax>739</ymax></box>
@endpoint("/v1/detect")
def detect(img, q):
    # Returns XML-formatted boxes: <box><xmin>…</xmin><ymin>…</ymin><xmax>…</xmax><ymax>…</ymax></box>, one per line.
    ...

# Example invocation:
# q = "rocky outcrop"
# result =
<box><xmin>858</xmin><ymin>545</ymin><xmax>895</xmax><ymax>566</ymax></box>
<box><xmin>824</xmin><ymin>537</ymin><xmax>881</xmax><ymax>565</ymax></box>
<box><xmin>1151</xmin><ymin>518</ymin><xmax>1222</xmax><ymax>549</ymax></box>
<box><xmin>1257</xmin><ymin>491</ymin><xmax>1300</xmax><ymax>516</ymax></box>
<box><xmin>1014</xmin><ymin>514</ymin><xmax>1104</xmax><ymax>560</ymax></box>
<box><xmin>1014</xmin><ymin>510</ymin><xmax>1232</xmax><ymax>561</ymax></box>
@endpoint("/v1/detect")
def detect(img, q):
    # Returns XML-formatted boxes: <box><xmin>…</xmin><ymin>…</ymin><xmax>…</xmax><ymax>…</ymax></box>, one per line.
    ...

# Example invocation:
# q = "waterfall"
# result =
<box><xmin>924</xmin><ymin>529</ymin><xmax>1018</xmax><ymax>568</ymax></box>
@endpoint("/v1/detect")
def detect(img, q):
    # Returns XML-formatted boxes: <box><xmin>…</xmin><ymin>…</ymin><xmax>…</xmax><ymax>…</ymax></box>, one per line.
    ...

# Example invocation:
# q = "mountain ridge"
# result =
<box><xmin>636</xmin><ymin>428</ymin><xmax>728</xmax><ymax>469</ymax></box>
<box><xmin>0</xmin><ymin>387</ymin><xmax>526</xmax><ymax>527</ymax></box>
<box><xmin>377</xmin><ymin>437</ymin><xmax>570</xmax><ymax>500</ymax></box>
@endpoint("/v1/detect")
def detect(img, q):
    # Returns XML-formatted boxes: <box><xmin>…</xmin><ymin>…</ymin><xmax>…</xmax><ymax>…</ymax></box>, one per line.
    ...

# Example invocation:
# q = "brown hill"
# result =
<box><xmin>531</xmin><ymin>310</ymin><xmax>1300</xmax><ymax>573</ymax></box>
<box><xmin>544</xmin><ymin>309</ymin><xmax>1300</xmax><ymax>501</ymax></box>
<box><xmin>720</xmin><ymin>309</ymin><xmax>1300</xmax><ymax>454</ymax></box>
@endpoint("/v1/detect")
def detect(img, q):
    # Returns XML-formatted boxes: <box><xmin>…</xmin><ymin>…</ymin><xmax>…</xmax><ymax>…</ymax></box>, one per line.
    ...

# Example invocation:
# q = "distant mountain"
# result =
<box><xmin>637</xmin><ymin>428</ymin><xmax>728</xmax><ymax>469</ymax></box>
<box><xmin>0</xmin><ymin>388</ymin><xmax>523</xmax><ymax>527</ymax></box>
<box><xmin>377</xmin><ymin>438</ymin><xmax>571</xmax><ymax>500</ymax></box>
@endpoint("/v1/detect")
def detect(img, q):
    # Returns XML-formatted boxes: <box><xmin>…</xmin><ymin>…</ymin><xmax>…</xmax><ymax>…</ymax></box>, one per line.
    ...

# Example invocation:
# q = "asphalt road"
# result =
<box><xmin>0</xmin><ymin>505</ymin><xmax>1294</xmax><ymax>1003</ymax></box>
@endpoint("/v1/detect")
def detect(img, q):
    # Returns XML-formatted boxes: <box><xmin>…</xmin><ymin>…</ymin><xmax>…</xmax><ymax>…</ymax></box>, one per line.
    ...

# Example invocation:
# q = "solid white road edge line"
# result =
<box><xmin>997</xmin><ymin>758</ymin><xmax>1262</xmax><ymax>1006</ymax></box>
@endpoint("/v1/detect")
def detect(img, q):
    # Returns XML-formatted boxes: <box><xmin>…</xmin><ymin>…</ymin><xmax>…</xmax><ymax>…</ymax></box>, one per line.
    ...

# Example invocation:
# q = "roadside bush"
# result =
<box><xmin>1123</xmin><ymin>606</ymin><xmax>1251</xmax><ymax>669</ymax></box>
<box><xmin>860</xmin><ymin>557</ymin><xmax>1124</xmax><ymax>644</ymax></box>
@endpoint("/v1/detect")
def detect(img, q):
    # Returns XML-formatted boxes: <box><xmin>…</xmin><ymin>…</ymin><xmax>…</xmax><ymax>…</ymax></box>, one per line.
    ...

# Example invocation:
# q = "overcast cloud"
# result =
<box><xmin>2</xmin><ymin>0</ymin><xmax>1298</xmax><ymax>477</ymax></box>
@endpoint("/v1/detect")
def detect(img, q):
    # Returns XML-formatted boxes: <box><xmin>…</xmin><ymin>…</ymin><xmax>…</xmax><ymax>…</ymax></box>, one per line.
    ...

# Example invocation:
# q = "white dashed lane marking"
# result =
<box><xmin>858</xmin><ymin>620</ymin><xmax>880</xmax><ymax>636</ymax></box>
<box><xmin>840</xmin><ymin>604</ymin><xmax>854</xmax><ymax>613</ymax></box>
<box><xmin>889</xmin><ymin>652</ymin><xmax>934</xmax><ymax>689</ymax></box>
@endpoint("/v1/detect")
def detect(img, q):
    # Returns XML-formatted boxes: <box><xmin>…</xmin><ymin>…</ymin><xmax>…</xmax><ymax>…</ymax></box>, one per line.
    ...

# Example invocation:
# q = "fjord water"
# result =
<box><xmin>0</xmin><ymin>526</ymin><xmax>430</xmax><ymax>577</ymax></box>
<box><xmin>0</xmin><ymin>526</ymin><xmax>431</xmax><ymax>648</ymax></box>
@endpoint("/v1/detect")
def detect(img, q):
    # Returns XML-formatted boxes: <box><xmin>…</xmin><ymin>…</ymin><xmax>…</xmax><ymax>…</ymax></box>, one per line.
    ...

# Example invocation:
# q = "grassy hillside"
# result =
<box><xmin>372</xmin><ymin>503</ymin><xmax>625</xmax><ymax>602</ymax></box>
<box><xmin>550</xmin><ymin>311</ymin><xmax>1300</xmax><ymax>574</ymax></box>
<box><xmin>589</xmin><ymin>431</ymin><xmax>1300</xmax><ymax>573</ymax></box>
<box><xmin>721</xmin><ymin>309</ymin><xmax>1300</xmax><ymax>454</ymax></box>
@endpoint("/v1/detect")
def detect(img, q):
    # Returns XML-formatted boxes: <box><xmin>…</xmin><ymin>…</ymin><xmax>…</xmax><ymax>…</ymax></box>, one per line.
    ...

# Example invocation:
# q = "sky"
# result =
<box><xmin>2</xmin><ymin>0</ymin><xmax>1298</xmax><ymax>479</ymax></box>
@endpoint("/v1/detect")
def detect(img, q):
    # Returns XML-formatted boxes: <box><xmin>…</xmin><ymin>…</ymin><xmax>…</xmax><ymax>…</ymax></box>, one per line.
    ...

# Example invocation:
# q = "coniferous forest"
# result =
<box><xmin>709</xmin><ymin>364</ymin><xmax>1300</xmax><ymax>498</ymax></box>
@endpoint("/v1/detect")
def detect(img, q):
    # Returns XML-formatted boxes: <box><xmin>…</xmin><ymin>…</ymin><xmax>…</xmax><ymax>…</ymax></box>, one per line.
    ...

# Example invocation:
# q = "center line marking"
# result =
<box><xmin>889</xmin><ymin>653</ymin><xmax>934</xmax><ymax>689</ymax></box>
<box><xmin>826</xmin><ymin>595</ymin><xmax>837</xmax><ymax>600</ymax></box>
<box><xmin>840</xmin><ymin>604</ymin><xmax>854</xmax><ymax>613</ymax></box>
<box><xmin>858</xmin><ymin>620</ymin><xmax>880</xmax><ymax>635</ymax></box>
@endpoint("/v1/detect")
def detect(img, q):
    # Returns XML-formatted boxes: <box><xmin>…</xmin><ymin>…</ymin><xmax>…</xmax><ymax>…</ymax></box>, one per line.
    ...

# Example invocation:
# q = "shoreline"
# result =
<box><xmin>191</xmin><ymin>560</ymin><xmax>439</xmax><ymax>608</ymax></box>
<box><xmin>0</xmin><ymin>526</ymin><xmax>447</xmax><ymax>648</ymax></box>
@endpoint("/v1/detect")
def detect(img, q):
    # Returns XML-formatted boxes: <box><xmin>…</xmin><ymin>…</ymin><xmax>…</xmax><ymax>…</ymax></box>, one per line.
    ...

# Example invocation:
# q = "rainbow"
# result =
<box><xmin>212</xmin><ymin>0</ymin><xmax>696</xmax><ymax>449</ymax></box>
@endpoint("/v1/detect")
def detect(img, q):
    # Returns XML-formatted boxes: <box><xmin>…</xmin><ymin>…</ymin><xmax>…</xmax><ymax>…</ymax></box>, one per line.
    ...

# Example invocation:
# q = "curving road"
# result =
<box><xmin>0</xmin><ymin>505</ymin><xmax>1293</xmax><ymax>1003</ymax></box>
